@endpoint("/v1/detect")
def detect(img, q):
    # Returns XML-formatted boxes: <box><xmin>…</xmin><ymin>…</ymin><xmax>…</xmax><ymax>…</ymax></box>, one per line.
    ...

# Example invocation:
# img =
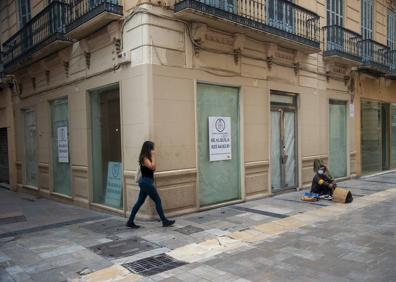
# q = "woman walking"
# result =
<box><xmin>126</xmin><ymin>141</ymin><xmax>175</xmax><ymax>228</ymax></box>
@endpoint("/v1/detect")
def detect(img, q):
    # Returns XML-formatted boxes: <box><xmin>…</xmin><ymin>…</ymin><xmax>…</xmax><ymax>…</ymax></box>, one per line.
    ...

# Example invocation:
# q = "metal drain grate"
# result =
<box><xmin>122</xmin><ymin>254</ymin><xmax>186</xmax><ymax>276</ymax></box>
<box><xmin>174</xmin><ymin>225</ymin><xmax>204</xmax><ymax>235</ymax></box>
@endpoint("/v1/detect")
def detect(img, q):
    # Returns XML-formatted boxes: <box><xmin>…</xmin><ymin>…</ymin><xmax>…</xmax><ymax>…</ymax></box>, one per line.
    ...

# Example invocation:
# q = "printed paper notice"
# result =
<box><xmin>209</xmin><ymin>116</ymin><xmax>232</xmax><ymax>161</ymax></box>
<box><xmin>57</xmin><ymin>126</ymin><xmax>69</xmax><ymax>163</ymax></box>
<box><xmin>350</xmin><ymin>103</ymin><xmax>355</xmax><ymax>117</ymax></box>
<box><xmin>104</xmin><ymin>162</ymin><xmax>123</xmax><ymax>208</ymax></box>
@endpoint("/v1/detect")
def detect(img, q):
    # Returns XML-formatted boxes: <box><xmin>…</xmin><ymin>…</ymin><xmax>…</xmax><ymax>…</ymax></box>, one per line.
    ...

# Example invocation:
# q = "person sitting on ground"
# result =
<box><xmin>310</xmin><ymin>165</ymin><xmax>336</xmax><ymax>199</ymax></box>
<box><xmin>313</xmin><ymin>159</ymin><xmax>333</xmax><ymax>180</ymax></box>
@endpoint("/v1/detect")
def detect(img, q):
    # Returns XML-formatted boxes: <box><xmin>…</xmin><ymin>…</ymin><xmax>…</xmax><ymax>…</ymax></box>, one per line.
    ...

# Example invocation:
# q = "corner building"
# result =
<box><xmin>0</xmin><ymin>0</ymin><xmax>395</xmax><ymax>218</ymax></box>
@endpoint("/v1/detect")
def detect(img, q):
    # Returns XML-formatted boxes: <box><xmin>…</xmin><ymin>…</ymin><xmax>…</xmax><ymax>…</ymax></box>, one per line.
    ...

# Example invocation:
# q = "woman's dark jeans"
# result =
<box><xmin>127</xmin><ymin>177</ymin><xmax>166</xmax><ymax>224</ymax></box>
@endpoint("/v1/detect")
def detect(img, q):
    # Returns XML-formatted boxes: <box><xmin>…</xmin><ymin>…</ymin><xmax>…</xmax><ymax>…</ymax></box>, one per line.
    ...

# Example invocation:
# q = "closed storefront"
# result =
<box><xmin>391</xmin><ymin>104</ymin><xmax>396</xmax><ymax>168</ymax></box>
<box><xmin>271</xmin><ymin>93</ymin><xmax>297</xmax><ymax>191</ymax></box>
<box><xmin>329</xmin><ymin>101</ymin><xmax>347</xmax><ymax>178</ymax></box>
<box><xmin>51</xmin><ymin>98</ymin><xmax>71</xmax><ymax>196</ymax></box>
<box><xmin>23</xmin><ymin>109</ymin><xmax>38</xmax><ymax>187</ymax></box>
<box><xmin>361</xmin><ymin>101</ymin><xmax>390</xmax><ymax>174</ymax></box>
<box><xmin>197</xmin><ymin>83</ymin><xmax>241</xmax><ymax>206</ymax></box>
<box><xmin>90</xmin><ymin>85</ymin><xmax>123</xmax><ymax>210</ymax></box>
<box><xmin>0</xmin><ymin>128</ymin><xmax>9</xmax><ymax>184</ymax></box>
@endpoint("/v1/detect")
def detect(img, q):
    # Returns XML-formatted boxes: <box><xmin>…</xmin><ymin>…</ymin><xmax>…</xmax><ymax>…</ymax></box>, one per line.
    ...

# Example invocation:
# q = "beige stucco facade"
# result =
<box><xmin>0</xmin><ymin>0</ymin><xmax>395</xmax><ymax>218</ymax></box>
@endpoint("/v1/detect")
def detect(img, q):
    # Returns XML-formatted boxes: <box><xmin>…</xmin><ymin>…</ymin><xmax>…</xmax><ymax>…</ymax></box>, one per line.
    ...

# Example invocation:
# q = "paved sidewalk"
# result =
<box><xmin>1</xmin><ymin>173</ymin><xmax>396</xmax><ymax>282</ymax></box>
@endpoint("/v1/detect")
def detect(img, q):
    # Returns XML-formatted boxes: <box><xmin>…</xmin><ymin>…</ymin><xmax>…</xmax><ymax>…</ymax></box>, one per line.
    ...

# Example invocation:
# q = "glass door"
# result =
<box><xmin>90</xmin><ymin>85</ymin><xmax>123</xmax><ymax>209</ymax></box>
<box><xmin>271</xmin><ymin>94</ymin><xmax>297</xmax><ymax>191</ymax></box>
<box><xmin>329</xmin><ymin>101</ymin><xmax>347</xmax><ymax>178</ymax></box>
<box><xmin>381</xmin><ymin>104</ymin><xmax>390</xmax><ymax>170</ymax></box>
<box><xmin>268</xmin><ymin>0</ymin><xmax>295</xmax><ymax>33</ymax></box>
<box><xmin>51</xmin><ymin>98</ymin><xmax>71</xmax><ymax>196</ymax></box>
<box><xmin>326</xmin><ymin>0</ymin><xmax>344</xmax><ymax>50</ymax></box>
<box><xmin>24</xmin><ymin>109</ymin><xmax>38</xmax><ymax>187</ymax></box>
<box><xmin>391</xmin><ymin>104</ymin><xmax>396</xmax><ymax>168</ymax></box>
<box><xmin>361</xmin><ymin>101</ymin><xmax>382</xmax><ymax>174</ymax></box>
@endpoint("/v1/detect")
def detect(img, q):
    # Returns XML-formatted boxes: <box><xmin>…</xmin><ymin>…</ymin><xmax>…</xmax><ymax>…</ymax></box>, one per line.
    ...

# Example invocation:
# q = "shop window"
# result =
<box><xmin>90</xmin><ymin>85</ymin><xmax>122</xmax><ymax>209</ymax></box>
<box><xmin>24</xmin><ymin>109</ymin><xmax>38</xmax><ymax>186</ymax></box>
<box><xmin>51</xmin><ymin>98</ymin><xmax>71</xmax><ymax>196</ymax></box>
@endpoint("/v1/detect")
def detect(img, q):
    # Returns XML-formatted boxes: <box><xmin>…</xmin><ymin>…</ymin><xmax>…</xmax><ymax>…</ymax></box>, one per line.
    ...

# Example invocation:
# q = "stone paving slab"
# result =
<box><xmin>0</xmin><ymin>173</ymin><xmax>396</xmax><ymax>281</ymax></box>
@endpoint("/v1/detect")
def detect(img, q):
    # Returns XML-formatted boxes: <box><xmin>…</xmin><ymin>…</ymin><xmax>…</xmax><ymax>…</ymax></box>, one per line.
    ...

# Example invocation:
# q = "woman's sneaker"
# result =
<box><xmin>162</xmin><ymin>219</ymin><xmax>175</xmax><ymax>227</ymax></box>
<box><xmin>126</xmin><ymin>222</ymin><xmax>140</xmax><ymax>229</ymax></box>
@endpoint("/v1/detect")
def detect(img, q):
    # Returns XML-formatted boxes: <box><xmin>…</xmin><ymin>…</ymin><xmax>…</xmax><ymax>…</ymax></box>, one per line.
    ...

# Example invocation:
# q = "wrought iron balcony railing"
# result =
<box><xmin>388</xmin><ymin>50</ymin><xmax>396</xmax><ymax>74</ymax></box>
<box><xmin>174</xmin><ymin>0</ymin><xmax>320</xmax><ymax>49</ymax></box>
<box><xmin>66</xmin><ymin>0</ymin><xmax>123</xmax><ymax>34</ymax></box>
<box><xmin>322</xmin><ymin>25</ymin><xmax>362</xmax><ymax>62</ymax></box>
<box><xmin>358</xmin><ymin>39</ymin><xmax>390</xmax><ymax>72</ymax></box>
<box><xmin>1</xmin><ymin>1</ymin><xmax>71</xmax><ymax>70</ymax></box>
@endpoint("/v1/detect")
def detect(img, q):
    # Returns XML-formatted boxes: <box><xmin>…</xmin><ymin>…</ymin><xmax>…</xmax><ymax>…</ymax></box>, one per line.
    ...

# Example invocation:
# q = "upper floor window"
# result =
<box><xmin>388</xmin><ymin>10</ymin><xmax>396</xmax><ymax>49</ymax></box>
<box><xmin>361</xmin><ymin>0</ymin><xmax>373</xmax><ymax>39</ymax></box>
<box><xmin>17</xmin><ymin>0</ymin><xmax>31</xmax><ymax>26</ymax></box>
<box><xmin>327</xmin><ymin>0</ymin><xmax>343</xmax><ymax>26</ymax></box>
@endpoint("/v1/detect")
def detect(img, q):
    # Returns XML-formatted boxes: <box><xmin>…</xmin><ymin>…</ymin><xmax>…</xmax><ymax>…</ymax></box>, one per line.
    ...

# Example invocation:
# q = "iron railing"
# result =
<box><xmin>2</xmin><ymin>1</ymin><xmax>70</xmax><ymax>69</ymax></box>
<box><xmin>387</xmin><ymin>50</ymin><xmax>396</xmax><ymax>73</ymax></box>
<box><xmin>66</xmin><ymin>0</ymin><xmax>123</xmax><ymax>33</ymax></box>
<box><xmin>175</xmin><ymin>0</ymin><xmax>320</xmax><ymax>48</ymax></box>
<box><xmin>358</xmin><ymin>39</ymin><xmax>390</xmax><ymax>71</ymax></box>
<box><xmin>322</xmin><ymin>25</ymin><xmax>362</xmax><ymax>61</ymax></box>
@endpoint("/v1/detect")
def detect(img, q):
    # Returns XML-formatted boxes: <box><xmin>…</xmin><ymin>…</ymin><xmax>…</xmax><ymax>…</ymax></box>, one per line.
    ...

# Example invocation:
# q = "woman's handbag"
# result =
<box><xmin>135</xmin><ymin>165</ymin><xmax>142</xmax><ymax>183</ymax></box>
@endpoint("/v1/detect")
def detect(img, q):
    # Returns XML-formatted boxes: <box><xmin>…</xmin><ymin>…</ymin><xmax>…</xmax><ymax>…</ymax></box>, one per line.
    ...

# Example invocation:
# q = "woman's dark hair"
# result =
<box><xmin>139</xmin><ymin>141</ymin><xmax>155</xmax><ymax>165</ymax></box>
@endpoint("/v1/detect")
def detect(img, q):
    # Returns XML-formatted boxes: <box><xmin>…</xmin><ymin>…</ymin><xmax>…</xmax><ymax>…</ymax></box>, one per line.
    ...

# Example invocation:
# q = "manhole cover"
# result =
<box><xmin>174</xmin><ymin>225</ymin><xmax>204</xmax><ymax>235</ymax></box>
<box><xmin>82</xmin><ymin>219</ymin><xmax>127</xmax><ymax>235</ymax></box>
<box><xmin>89</xmin><ymin>237</ymin><xmax>159</xmax><ymax>259</ymax></box>
<box><xmin>122</xmin><ymin>254</ymin><xmax>186</xmax><ymax>276</ymax></box>
<box><xmin>0</xmin><ymin>215</ymin><xmax>27</xmax><ymax>226</ymax></box>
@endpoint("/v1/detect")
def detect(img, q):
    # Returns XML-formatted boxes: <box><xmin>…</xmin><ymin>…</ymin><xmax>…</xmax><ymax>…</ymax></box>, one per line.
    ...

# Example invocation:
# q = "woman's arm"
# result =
<box><xmin>143</xmin><ymin>150</ymin><xmax>156</xmax><ymax>170</ymax></box>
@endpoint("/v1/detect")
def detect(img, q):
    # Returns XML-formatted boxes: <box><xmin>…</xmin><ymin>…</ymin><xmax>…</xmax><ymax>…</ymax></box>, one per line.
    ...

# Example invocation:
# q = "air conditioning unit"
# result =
<box><xmin>117</xmin><ymin>51</ymin><xmax>131</xmax><ymax>65</ymax></box>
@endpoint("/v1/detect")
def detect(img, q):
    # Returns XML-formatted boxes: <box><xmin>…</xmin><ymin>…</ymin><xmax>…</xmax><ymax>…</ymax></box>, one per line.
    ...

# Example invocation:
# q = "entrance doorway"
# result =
<box><xmin>197</xmin><ymin>83</ymin><xmax>241</xmax><ymax>206</ymax></box>
<box><xmin>51</xmin><ymin>98</ymin><xmax>71</xmax><ymax>196</ymax></box>
<box><xmin>0</xmin><ymin>128</ymin><xmax>9</xmax><ymax>185</ymax></box>
<box><xmin>24</xmin><ymin>109</ymin><xmax>38</xmax><ymax>187</ymax></box>
<box><xmin>90</xmin><ymin>85</ymin><xmax>123</xmax><ymax>209</ymax></box>
<box><xmin>271</xmin><ymin>93</ymin><xmax>297</xmax><ymax>191</ymax></box>
<box><xmin>329</xmin><ymin>101</ymin><xmax>347</xmax><ymax>178</ymax></box>
<box><xmin>361</xmin><ymin>101</ymin><xmax>390</xmax><ymax>174</ymax></box>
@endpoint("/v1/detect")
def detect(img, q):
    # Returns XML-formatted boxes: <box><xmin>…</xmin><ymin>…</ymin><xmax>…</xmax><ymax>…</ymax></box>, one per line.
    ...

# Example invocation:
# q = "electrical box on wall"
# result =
<box><xmin>117</xmin><ymin>51</ymin><xmax>131</xmax><ymax>65</ymax></box>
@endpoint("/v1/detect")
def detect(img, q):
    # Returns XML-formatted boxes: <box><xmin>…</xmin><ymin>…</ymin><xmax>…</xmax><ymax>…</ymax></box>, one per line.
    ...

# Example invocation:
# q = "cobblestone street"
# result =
<box><xmin>1</xmin><ymin>172</ymin><xmax>396</xmax><ymax>282</ymax></box>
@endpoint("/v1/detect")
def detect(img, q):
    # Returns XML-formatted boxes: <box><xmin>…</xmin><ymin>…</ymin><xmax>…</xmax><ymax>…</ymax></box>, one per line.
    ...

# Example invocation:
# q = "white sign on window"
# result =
<box><xmin>349</xmin><ymin>103</ymin><xmax>355</xmax><ymax>117</ymax></box>
<box><xmin>209</xmin><ymin>116</ymin><xmax>232</xmax><ymax>161</ymax></box>
<box><xmin>57</xmin><ymin>126</ymin><xmax>69</xmax><ymax>163</ymax></box>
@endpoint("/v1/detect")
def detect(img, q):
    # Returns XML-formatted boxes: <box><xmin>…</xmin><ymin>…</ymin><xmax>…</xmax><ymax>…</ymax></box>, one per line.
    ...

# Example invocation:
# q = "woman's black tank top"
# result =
<box><xmin>141</xmin><ymin>165</ymin><xmax>154</xmax><ymax>179</ymax></box>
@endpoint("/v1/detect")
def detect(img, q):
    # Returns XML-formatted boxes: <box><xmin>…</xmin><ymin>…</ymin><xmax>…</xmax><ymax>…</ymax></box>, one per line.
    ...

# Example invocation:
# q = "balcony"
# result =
<box><xmin>65</xmin><ymin>0</ymin><xmax>123</xmax><ymax>40</ymax></box>
<box><xmin>358</xmin><ymin>39</ymin><xmax>390</xmax><ymax>75</ymax></box>
<box><xmin>385</xmin><ymin>50</ymin><xmax>396</xmax><ymax>79</ymax></box>
<box><xmin>174</xmin><ymin>0</ymin><xmax>320</xmax><ymax>53</ymax></box>
<box><xmin>1</xmin><ymin>1</ymin><xmax>72</xmax><ymax>72</ymax></box>
<box><xmin>322</xmin><ymin>25</ymin><xmax>362</xmax><ymax>66</ymax></box>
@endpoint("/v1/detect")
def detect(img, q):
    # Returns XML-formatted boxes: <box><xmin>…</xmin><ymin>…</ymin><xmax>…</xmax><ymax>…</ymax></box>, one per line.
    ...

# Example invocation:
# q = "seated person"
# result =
<box><xmin>310</xmin><ymin>165</ymin><xmax>336</xmax><ymax>197</ymax></box>
<box><xmin>313</xmin><ymin>159</ymin><xmax>333</xmax><ymax>180</ymax></box>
